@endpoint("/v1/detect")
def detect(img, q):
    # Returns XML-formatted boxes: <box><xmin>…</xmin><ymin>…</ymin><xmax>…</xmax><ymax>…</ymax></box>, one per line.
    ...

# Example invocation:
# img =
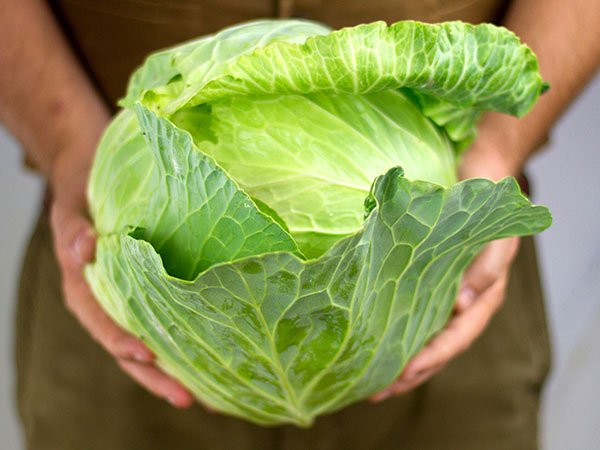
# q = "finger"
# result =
<box><xmin>392</xmin><ymin>365</ymin><xmax>442</xmax><ymax>395</ymax></box>
<box><xmin>51</xmin><ymin>190</ymin><xmax>153</xmax><ymax>362</ymax></box>
<box><xmin>402</xmin><ymin>271</ymin><xmax>509</xmax><ymax>378</ymax></box>
<box><xmin>370</xmin><ymin>365</ymin><xmax>443</xmax><ymax>402</ymax></box>
<box><xmin>119</xmin><ymin>360</ymin><xmax>194</xmax><ymax>409</ymax></box>
<box><xmin>62</xmin><ymin>274</ymin><xmax>154</xmax><ymax>363</ymax></box>
<box><xmin>456</xmin><ymin>238</ymin><xmax>519</xmax><ymax>311</ymax></box>
<box><xmin>50</xmin><ymin>201</ymin><xmax>96</xmax><ymax>268</ymax></box>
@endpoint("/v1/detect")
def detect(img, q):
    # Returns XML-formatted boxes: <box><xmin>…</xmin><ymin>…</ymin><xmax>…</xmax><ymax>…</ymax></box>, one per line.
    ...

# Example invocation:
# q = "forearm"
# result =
<box><xmin>0</xmin><ymin>0</ymin><xmax>109</xmax><ymax>183</ymax></box>
<box><xmin>469</xmin><ymin>0</ymin><xmax>600</xmax><ymax>176</ymax></box>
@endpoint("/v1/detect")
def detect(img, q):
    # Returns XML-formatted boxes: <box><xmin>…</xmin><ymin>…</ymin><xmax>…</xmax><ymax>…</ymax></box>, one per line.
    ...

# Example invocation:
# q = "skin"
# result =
<box><xmin>1</xmin><ymin>0</ymin><xmax>599</xmax><ymax>410</ymax></box>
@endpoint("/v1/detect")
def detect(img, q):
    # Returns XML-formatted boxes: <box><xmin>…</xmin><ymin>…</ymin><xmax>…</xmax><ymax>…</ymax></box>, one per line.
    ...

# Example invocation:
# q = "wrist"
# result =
<box><xmin>459</xmin><ymin>139</ymin><xmax>515</xmax><ymax>181</ymax></box>
<box><xmin>46</xmin><ymin>107</ymin><xmax>110</xmax><ymax>193</ymax></box>
<box><xmin>459</xmin><ymin>112</ymin><xmax>533</xmax><ymax>181</ymax></box>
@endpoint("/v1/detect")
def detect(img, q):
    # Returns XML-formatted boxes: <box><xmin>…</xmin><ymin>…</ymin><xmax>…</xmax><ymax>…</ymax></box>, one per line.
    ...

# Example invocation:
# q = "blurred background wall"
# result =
<box><xmin>1</xmin><ymin>73</ymin><xmax>599</xmax><ymax>450</ymax></box>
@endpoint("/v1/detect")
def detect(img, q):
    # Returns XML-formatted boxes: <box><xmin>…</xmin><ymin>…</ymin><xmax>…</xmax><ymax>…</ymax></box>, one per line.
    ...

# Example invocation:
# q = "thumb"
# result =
<box><xmin>71</xmin><ymin>223</ymin><xmax>96</xmax><ymax>264</ymax></box>
<box><xmin>50</xmin><ymin>200</ymin><xmax>96</xmax><ymax>269</ymax></box>
<box><xmin>456</xmin><ymin>237</ymin><xmax>519</xmax><ymax>311</ymax></box>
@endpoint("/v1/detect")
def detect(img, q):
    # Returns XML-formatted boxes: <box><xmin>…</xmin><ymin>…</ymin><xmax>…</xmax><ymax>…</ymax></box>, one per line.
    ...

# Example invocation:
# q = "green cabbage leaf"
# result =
<box><xmin>86</xmin><ymin>19</ymin><xmax>551</xmax><ymax>426</ymax></box>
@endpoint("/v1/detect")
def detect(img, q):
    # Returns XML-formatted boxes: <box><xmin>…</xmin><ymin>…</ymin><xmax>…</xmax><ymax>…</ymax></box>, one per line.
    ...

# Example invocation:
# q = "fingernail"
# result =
<box><xmin>167</xmin><ymin>396</ymin><xmax>178</xmax><ymax>406</ymax></box>
<box><xmin>73</xmin><ymin>228</ymin><xmax>95</xmax><ymax>263</ymax></box>
<box><xmin>72</xmin><ymin>234</ymin><xmax>85</xmax><ymax>263</ymax></box>
<box><xmin>133</xmin><ymin>351</ymin><xmax>151</xmax><ymax>363</ymax></box>
<box><xmin>458</xmin><ymin>287</ymin><xmax>476</xmax><ymax>309</ymax></box>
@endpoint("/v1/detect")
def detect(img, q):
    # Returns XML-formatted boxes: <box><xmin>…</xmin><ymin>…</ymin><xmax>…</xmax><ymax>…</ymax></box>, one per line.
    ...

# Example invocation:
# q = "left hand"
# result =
<box><xmin>370</xmin><ymin>143</ymin><xmax>520</xmax><ymax>402</ymax></box>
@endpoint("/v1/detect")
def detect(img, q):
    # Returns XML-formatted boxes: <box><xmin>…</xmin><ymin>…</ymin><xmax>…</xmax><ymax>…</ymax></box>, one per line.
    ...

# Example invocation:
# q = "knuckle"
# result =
<box><xmin>63</xmin><ymin>296</ymin><xmax>77</xmax><ymax>315</ymax></box>
<box><xmin>431</xmin><ymin>339</ymin><xmax>452</xmax><ymax>363</ymax></box>
<box><xmin>477</xmin><ymin>266</ymin><xmax>498</xmax><ymax>289</ymax></box>
<box><xmin>104</xmin><ymin>331</ymin><xmax>123</xmax><ymax>356</ymax></box>
<box><xmin>116</xmin><ymin>358</ymin><xmax>133</xmax><ymax>373</ymax></box>
<box><xmin>106</xmin><ymin>331</ymin><xmax>135</xmax><ymax>361</ymax></box>
<box><xmin>55</xmin><ymin>246</ymin><xmax>72</xmax><ymax>268</ymax></box>
<box><xmin>440</xmin><ymin>341</ymin><xmax>455</xmax><ymax>361</ymax></box>
<box><xmin>456</xmin><ymin>339</ymin><xmax>470</xmax><ymax>354</ymax></box>
<box><xmin>391</xmin><ymin>383</ymin><xmax>408</xmax><ymax>395</ymax></box>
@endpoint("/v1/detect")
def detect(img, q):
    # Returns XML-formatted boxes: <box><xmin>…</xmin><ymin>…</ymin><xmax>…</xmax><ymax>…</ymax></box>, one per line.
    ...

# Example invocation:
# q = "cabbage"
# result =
<box><xmin>86</xmin><ymin>19</ymin><xmax>551</xmax><ymax>426</ymax></box>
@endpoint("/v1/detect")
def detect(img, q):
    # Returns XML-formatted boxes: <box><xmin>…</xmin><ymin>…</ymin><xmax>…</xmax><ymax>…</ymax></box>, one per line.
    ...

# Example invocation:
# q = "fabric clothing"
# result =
<box><xmin>16</xmin><ymin>1</ymin><xmax>551</xmax><ymax>449</ymax></box>
<box><xmin>48</xmin><ymin>0</ymin><xmax>510</xmax><ymax>108</ymax></box>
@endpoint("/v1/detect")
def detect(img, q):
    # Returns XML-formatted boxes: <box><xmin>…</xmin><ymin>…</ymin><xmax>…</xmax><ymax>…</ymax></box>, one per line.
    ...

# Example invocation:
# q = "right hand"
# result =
<box><xmin>49</xmin><ymin>141</ymin><xmax>195</xmax><ymax>409</ymax></box>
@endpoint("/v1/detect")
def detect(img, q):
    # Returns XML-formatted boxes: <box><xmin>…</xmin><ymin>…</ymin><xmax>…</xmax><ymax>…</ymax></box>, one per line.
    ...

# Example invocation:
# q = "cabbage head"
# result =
<box><xmin>86</xmin><ymin>19</ymin><xmax>551</xmax><ymax>426</ymax></box>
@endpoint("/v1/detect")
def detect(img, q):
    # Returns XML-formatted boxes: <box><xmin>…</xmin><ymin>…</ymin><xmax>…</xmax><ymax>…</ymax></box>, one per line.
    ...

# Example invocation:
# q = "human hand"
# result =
<box><xmin>370</xmin><ymin>237</ymin><xmax>519</xmax><ymax>400</ymax></box>
<box><xmin>370</xmin><ymin>144</ymin><xmax>520</xmax><ymax>401</ymax></box>
<box><xmin>49</xmin><ymin>140</ymin><xmax>194</xmax><ymax>409</ymax></box>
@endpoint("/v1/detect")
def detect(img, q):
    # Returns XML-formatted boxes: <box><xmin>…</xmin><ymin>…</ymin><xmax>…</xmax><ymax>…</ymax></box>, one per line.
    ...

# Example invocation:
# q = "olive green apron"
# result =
<box><xmin>16</xmin><ymin>1</ymin><xmax>551</xmax><ymax>448</ymax></box>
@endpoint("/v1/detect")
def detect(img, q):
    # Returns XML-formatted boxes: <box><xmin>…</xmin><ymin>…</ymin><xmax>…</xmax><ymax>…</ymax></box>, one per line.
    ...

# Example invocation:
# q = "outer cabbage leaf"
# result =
<box><xmin>124</xmin><ymin>20</ymin><xmax>546</xmax><ymax>147</ymax></box>
<box><xmin>117</xmin><ymin>20</ymin><xmax>547</xmax><ymax>257</ymax></box>
<box><xmin>121</xmin><ymin>20</ymin><xmax>331</xmax><ymax>112</ymax></box>
<box><xmin>86</xmin><ymin>109</ymin><xmax>551</xmax><ymax>426</ymax></box>
<box><xmin>87</xmin><ymin>109</ymin><xmax>156</xmax><ymax>236</ymax></box>
<box><xmin>88</xmin><ymin>20</ymin><xmax>551</xmax><ymax>427</ymax></box>
<box><xmin>88</xmin><ymin>106</ymin><xmax>298</xmax><ymax>280</ymax></box>
<box><xmin>175</xmin><ymin>21</ymin><xmax>546</xmax><ymax>121</ymax></box>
